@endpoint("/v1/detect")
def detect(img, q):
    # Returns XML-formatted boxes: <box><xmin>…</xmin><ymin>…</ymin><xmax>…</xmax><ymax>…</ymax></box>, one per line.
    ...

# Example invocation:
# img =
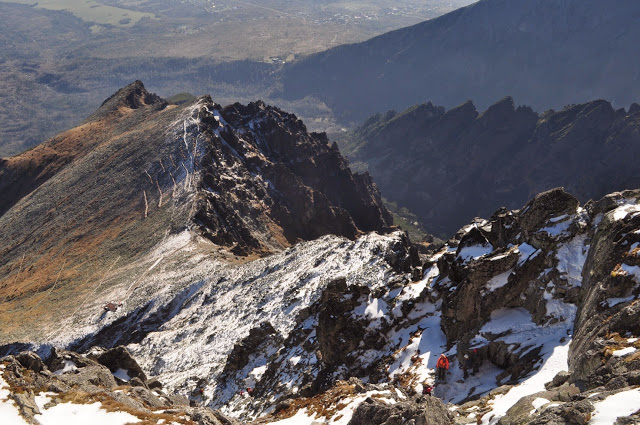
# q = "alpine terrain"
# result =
<box><xmin>340</xmin><ymin>97</ymin><xmax>640</xmax><ymax>236</ymax></box>
<box><xmin>1</xmin><ymin>83</ymin><xmax>640</xmax><ymax>425</ymax></box>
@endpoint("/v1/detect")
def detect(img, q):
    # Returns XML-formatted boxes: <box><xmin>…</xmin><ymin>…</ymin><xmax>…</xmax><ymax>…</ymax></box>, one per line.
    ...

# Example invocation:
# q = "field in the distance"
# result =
<box><xmin>0</xmin><ymin>0</ymin><xmax>474</xmax><ymax>156</ymax></box>
<box><xmin>0</xmin><ymin>0</ymin><xmax>156</xmax><ymax>27</ymax></box>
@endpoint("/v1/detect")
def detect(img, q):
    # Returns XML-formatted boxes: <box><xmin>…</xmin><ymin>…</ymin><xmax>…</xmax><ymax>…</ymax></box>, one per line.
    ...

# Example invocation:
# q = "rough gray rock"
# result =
<box><xmin>88</xmin><ymin>345</ymin><xmax>148</xmax><ymax>382</ymax></box>
<box><xmin>347</xmin><ymin>395</ymin><xmax>454</xmax><ymax>425</ymax></box>
<box><xmin>570</xmin><ymin>189</ymin><xmax>640</xmax><ymax>387</ymax></box>
<box><xmin>1</xmin><ymin>349</ymin><xmax>239</xmax><ymax>424</ymax></box>
<box><xmin>15</xmin><ymin>351</ymin><xmax>47</xmax><ymax>373</ymax></box>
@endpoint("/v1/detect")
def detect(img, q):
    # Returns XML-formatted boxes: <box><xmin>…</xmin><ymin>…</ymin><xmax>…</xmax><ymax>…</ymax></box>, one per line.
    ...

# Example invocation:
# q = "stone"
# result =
<box><xmin>90</xmin><ymin>345</ymin><xmax>148</xmax><ymax>382</ymax></box>
<box><xmin>546</xmin><ymin>371</ymin><xmax>571</xmax><ymax>389</ymax></box>
<box><xmin>146</xmin><ymin>378</ymin><xmax>163</xmax><ymax>390</ymax></box>
<box><xmin>559</xmin><ymin>400</ymin><xmax>594</xmax><ymax>425</ymax></box>
<box><xmin>57</xmin><ymin>364</ymin><xmax>117</xmax><ymax>390</ymax></box>
<box><xmin>15</xmin><ymin>351</ymin><xmax>47</xmax><ymax>373</ymax></box>
<box><xmin>347</xmin><ymin>395</ymin><xmax>453</xmax><ymax>425</ymax></box>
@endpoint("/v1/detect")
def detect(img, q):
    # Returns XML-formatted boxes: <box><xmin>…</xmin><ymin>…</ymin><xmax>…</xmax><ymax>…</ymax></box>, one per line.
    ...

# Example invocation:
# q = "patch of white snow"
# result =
<box><xmin>458</xmin><ymin>244</ymin><xmax>494</xmax><ymax>261</ymax></box>
<box><xmin>589</xmin><ymin>388</ymin><xmax>640</xmax><ymax>425</ymax></box>
<box><xmin>113</xmin><ymin>368</ymin><xmax>130</xmax><ymax>382</ymax></box>
<box><xmin>611</xmin><ymin>347</ymin><xmax>637</xmax><ymax>357</ymax></box>
<box><xmin>486</xmin><ymin>270</ymin><xmax>512</xmax><ymax>292</ymax></box>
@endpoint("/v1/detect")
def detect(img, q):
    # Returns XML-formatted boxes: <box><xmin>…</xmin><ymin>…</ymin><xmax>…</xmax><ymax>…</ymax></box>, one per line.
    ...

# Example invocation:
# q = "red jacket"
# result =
<box><xmin>436</xmin><ymin>355</ymin><xmax>449</xmax><ymax>369</ymax></box>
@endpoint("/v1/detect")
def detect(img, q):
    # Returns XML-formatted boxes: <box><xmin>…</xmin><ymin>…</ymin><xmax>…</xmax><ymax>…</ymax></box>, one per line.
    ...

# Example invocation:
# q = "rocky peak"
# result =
<box><xmin>0</xmin><ymin>82</ymin><xmax>393</xmax><ymax>344</ymax></box>
<box><xmin>441</xmin><ymin>99</ymin><xmax>478</xmax><ymax>124</ymax></box>
<box><xmin>97</xmin><ymin>80</ymin><xmax>167</xmax><ymax>114</ymax></box>
<box><xmin>184</xmin><ymin>96</ymin><xmax>391</xmax><ymax>254</ymax></box>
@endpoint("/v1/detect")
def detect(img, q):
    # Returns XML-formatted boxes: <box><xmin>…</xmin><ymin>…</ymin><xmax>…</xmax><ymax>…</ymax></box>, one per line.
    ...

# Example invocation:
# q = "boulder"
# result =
<box><xmin>518</xmin><ymin>188</ymin><xmax>579</xmax><ymax>247</ymax></box>
<box><xmin>15</xmin><ymin>351</ymin><xmax>47</xmax><ymax>373</ymax></box>
<box><xmin>347</xmin><ymin>395</ymin><xmax>453</xmax><ymax>425</ymax></box>
<box><xmin>57</xmin><ymin>364</ymin><xmax>118</xmax><ymax>390</ymax></box>
<box><xmin>546</xmin><ymin>371</ymin><xmax>571</xmax><ymax>389</ymax></box>
<box><xmin>48</xmin><ymin>347</ymin><xmax>97</xmax><ymax>371</ymax></box>
<box><xmin>89</xmin><ymin>345</ymin><xmax>148</xmax><ymax>382</ymax></box>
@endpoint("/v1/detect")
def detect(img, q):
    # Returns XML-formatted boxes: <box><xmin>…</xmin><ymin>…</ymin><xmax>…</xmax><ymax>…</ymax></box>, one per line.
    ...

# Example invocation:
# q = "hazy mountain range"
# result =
<box><xmin>280</xmin><ymin>0</ymin><xmax>640</xmax><ymax>123</ymax></box>
<box><xmin>339</xmin><ymin>97</ymin><xmax>640</xmax><ymax>236</ymax></box>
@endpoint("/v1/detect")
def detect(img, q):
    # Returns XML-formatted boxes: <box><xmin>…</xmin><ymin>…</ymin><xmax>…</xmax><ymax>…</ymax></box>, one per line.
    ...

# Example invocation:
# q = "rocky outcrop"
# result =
<box><xmin>436</xmin><ymin>188</ymin><xmax>581</xmax><ymax>345</ymax></box>
<box><xmin>191</xmin><ymin>98</ymin><xmax>392</xmax><ymax>255</ymax></box>
<box><xmin>340</xmin><ymin>96</ymin><xmax>640</xmax><ymax>236</ymax></box>
<box><xmin>87</xmin><ymin>345</ymin><xmax>149</xmax><ymax>382</ymax></box>
<box><xmin>568</xmin><ymin>189</ymin><xmax>640</xmax><ymax>388</ymax></box>
<box><xmin>1</xmin><ymin>349</ymin><xmax>237</xmax><ymax>425</ymax></box>
<box><xmin>348</xmin><ymin>394</ymin><xmax>453</xmax><ymax>425</ymax></box>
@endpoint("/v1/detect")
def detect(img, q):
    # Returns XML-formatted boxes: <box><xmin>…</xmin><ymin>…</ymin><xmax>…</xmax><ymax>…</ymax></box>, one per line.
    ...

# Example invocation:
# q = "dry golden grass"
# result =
<box><xmin>51</xmin><ymin>390</ymin><xmax>198</xmax><ymax>424</ymax></box>
<box><xmin>274</xmin><ymin>381</ymin><xmax>357</xmax><ymax>420</ymax></box>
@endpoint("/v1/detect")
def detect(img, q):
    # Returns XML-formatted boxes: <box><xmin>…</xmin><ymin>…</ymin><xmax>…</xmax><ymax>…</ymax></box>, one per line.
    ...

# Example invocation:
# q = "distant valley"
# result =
<box><xmin>0</xmin><ymin>0</ymin><xmax>472</xmax><ymax>156</ymax></box>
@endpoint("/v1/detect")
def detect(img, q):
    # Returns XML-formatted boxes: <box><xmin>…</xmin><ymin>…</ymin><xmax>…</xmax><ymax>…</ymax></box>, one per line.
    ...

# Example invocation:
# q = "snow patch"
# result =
<box><xmin>590</xmin><ymin>388</ymin><xmax>640</xmax><ymax>425</ymax></box>
<box><xmin>34</xmin><ymin>401</ymin><xmax>142</xmax><ymax>425</ymax></box>
<box><xmin>606</xmin><ymin>296</ymin><xmax>635</xmax><ymax>307</ymax></box>
<box><xmin>485</xmin><ymin>270</ymin><xmax>512</xmax><ymax>292</ymax></box>
<box><xmin>532</xmin><ymin>397</ymin><xmax>550</xmax><ymax>409</ymax></box>
<box><xmin>610</xmin><ymin>203</ymin><xmax>640</xmax><ymax>221</ymax></box>
<box><xmin>458</xmin><ymin>244</ymin><xmax>494</xmax><ymax>261</ymax></box>
<box><xmin>476</xmin><ymin>308</ymin><xmax>536</xmax><ymax>342</ymax></box>
<box><xmin>113</xmin><ymin>368</ymin><xmax>130</xmax><ymax>382</ymax></box>
<box><xmin>530</xmin><ymin>397</ymin><xmax>550</xmax><ymax>414</ymax></box>
<box><xmin>556</xmin><ymin>235</ymin><xmax>588</xmax><ymax>288</ymax></box>
<box><xmin>517</xmin><ymin>243</ymin><xmax>539</xmax><ymax>265</ymax></box>
<box><xmin>612</xmin><ymin>347</ymin><xmax>637</xmax><ymax>357</ymax></box>
<box><xmin>482</xmin><ymin>342</ymin><xmax>571</xmax><ymax>425</ymax></box>
<box><xmin>53</xmin><ymin>359</ymin><xmax>78</xmax><ymax>375</ymax></box>
<box><xmin>619</xmin><ymin>264</ymin><xmax>640</xmax><ymax>282</ymax></box>
<box><xmin>354</xmin><ymin>296</ymin><xmax>389</xmax><ymax>323</ymax></box>
<box><xmin>540</xmin><ymin>219</ymin><xmax>572</xmax><ymax>237</ymax></box>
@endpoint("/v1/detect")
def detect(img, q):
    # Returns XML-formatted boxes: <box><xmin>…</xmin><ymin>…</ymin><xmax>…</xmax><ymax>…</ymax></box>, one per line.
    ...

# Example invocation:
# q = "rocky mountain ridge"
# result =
<box><xmin>3</xmin><ymin>187</ymin><xmax>640</xmax><ymax>424</ymax></box>
<box><xmin>0</xmin><ymin>81</ymin><xmax>391</xmax><ymax>344</ymax></box>
<box><xmin>1</xmin><ymin>82</ymin><xmax>640</xmax><ymax>424</ymax></box>
<box><xmin>340</xmin><ymin>96</ymin><xmax>640</xmax><ymax>236</ymax></box>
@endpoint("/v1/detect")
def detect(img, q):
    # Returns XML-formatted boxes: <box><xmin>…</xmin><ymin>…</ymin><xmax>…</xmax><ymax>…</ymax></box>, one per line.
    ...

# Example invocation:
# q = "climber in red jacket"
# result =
<box><xmin>436</xmin><ymin>353</ymin><xmax>449</xmax><ymax>382</ymax></box>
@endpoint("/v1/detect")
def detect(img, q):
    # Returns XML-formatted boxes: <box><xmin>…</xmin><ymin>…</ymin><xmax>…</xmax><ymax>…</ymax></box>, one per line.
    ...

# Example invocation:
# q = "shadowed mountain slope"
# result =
<box><xmin>280</xmin><ymin>0</ymin><xmax>640</xmax><ymax>123</ymax></box>
<box><xmin>340</xmin><ymin>97</ymin><xmax>640</xmax><ymax>236</ymax></box>
<box><xmin>0</xmin><ymin>81</ymin><xmax>391</xmax><ymax>342</ymax></box>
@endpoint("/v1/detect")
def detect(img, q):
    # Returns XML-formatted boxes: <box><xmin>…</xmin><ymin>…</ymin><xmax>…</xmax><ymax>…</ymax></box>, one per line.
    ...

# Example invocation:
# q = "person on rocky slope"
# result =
<box><xmin>436</xmin><ymin>354</ymin><xmax>449</xmax><ymax>382</ymax></box>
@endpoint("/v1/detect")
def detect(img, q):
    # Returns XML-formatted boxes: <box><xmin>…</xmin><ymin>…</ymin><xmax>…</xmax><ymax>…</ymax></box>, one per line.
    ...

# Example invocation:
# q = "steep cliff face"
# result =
<box><xmin>341</xmin><ymin>97</ymin><xmax>640</xmax><ymax>236</ymax></box>
<box><xmin>188</xmin><ymin>99</ymin><xmax>392</xmax><ymax>255</ymax></box>
<box><xmin>569</xmin><ymin>191</ymin><xmax>640</xmax><ymax>387</ymax></box>
<box><xmin>0</xmin><ymin>81</ymin><xmax>391</xmax><ymax>344</ymax></box>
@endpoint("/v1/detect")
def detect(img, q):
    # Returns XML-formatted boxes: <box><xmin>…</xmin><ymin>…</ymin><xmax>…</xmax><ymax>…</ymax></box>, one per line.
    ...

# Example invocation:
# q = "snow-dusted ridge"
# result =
<box><xmin>5</xmin><ymin>182</ymin><xmax>640</xmax><ymax>425</ymax></box>
<box><xmin>47</xmin><ymin>189</ymin><xmax>592</xmax><ymax>423</ymax></box>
